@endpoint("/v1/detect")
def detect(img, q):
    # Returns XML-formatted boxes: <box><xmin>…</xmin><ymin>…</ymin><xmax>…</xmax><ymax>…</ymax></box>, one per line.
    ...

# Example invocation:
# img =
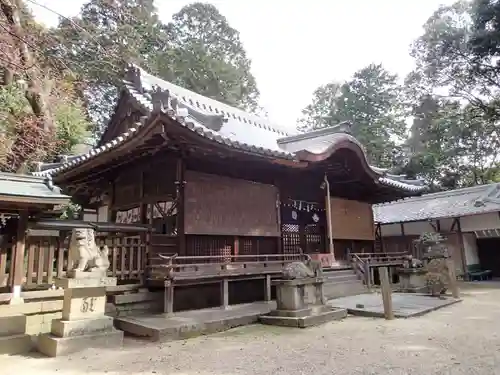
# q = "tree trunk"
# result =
<box><xmin>0</xmin><ymin>0</ymin><xmax>54</xmax><ymax>131</ymax></box>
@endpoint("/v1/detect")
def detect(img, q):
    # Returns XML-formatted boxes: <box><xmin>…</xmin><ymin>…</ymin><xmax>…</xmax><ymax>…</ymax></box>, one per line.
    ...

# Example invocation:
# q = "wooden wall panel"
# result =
<box><xmin>329</xmin><ymin>197</ymin><xmax>374</xmax><ymax>241</ymax></box>
<box><xmin>184</xmin><ymin>171</ymin><xmax>279</xmax><ymax>236</ymax></box>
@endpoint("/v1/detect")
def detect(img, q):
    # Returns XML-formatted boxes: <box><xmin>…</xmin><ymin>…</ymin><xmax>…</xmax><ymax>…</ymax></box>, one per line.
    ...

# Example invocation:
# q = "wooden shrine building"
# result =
<box><xmin>34</xmin><ymin>65</ymin><xmax>426</xmax><ymax>311</ymax></box>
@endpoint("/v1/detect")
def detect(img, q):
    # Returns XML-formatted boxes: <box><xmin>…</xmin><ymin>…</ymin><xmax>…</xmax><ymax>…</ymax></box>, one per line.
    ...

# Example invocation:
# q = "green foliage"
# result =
<box><xmin>299</xmin><ymin>64</ymin><xmax>406</xmax><ymax>167</ymax></box>
<box><xmin>50</xmin><ymin>1</ymin><xmax>260</xmax><ymax>135</ymax></box>
<box><xmin>53</xmin><ymin>99</ymin><xmax>91</xmax><ymax>155</ymax></box>
<box><xmin>403</xmin><ymin>0</ymin><xmax>500</xmax><ymax>188</ymax></box>
<box><xmin>0</xmin><ymin>84</ymin><xmax>30</xmax><ymax>117</ymax></box>
<box><xmin>59</xmin><ymin>201</ymin><xmax>82</xmax><ymax>220</ymax></box>
<box><xmin>299</xmin><ymin>1</ymin><xmax>500</xmax><ymax>188</ymax></box>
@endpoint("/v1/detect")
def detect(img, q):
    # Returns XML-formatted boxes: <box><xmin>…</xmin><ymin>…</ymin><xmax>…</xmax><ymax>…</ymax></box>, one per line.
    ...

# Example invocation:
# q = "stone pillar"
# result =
<box><xmin>37</xmin><ymin>275</ymin><xmax>123</xmax><ymax>357</ymax></box>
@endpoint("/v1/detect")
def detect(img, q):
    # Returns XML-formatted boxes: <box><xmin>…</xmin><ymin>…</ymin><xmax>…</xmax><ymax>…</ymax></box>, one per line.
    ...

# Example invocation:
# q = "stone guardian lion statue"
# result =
<box><xmin>68</xmin><ymin>228</ymin><xmax>110</xmax><ymax>276</ymax></box>
<box><xmin>282</xmin><ymin>258</ymin><xmax>323</xmax><ymax>280</ymax></box>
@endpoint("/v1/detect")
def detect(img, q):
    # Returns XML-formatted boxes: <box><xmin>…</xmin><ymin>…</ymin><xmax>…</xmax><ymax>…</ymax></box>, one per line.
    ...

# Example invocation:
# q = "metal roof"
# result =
<box><xmin>33</xmin><ymin>66</ymin><xmax>427</xmax><ymax>193</ymax></box>
<box><xmin>373</xmin><ymin>183</ymin><xmax>500</xmax><ymax>224</ymax></box>
<box><xmin>0</xmin><ymin>173</ymin><xmax>69</xmax><ymax>205</ymax></box>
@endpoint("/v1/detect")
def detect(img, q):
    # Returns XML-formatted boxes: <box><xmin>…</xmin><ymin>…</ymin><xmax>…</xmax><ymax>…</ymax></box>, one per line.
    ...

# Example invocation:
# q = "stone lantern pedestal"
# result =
<box><xmin>259</xmin><ymin>277</ymin><xmax>346</xmax><ymax>328</ymax></box>
<box><xmin>397</xmin><ymin>268</ymin><xmax>428</xmax><ymax>293</ymax></box>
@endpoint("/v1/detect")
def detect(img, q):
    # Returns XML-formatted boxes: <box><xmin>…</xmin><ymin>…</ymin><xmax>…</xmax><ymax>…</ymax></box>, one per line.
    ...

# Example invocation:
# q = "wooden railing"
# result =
<box><xmin>353</xmin><ymin>252</ymin><xmax>409</xmax><ymax>265</ymax></box>
<box><xmin>350</xmin><ymin>252</ymin><xmax>410</xmax><ymax>288</ymax></box>
<box><xmin>148</xmin><ymin>253</ymin><xmax>310</xmax><ymax>282</ymax></box>
<box><xmin>0</xmin><ymin>235</ymin><xmax>147</xmax><ymax>290</ymax></box>
<box><xmin>351</xmin><ymin>253</ymin><xmax>368</xmax><ymax>286</ymax></box>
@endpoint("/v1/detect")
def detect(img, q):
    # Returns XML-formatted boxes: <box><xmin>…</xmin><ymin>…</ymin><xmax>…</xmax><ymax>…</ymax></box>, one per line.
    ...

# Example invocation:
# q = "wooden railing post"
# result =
<box><xmin>221</xmin><ymin>278</ymin><xmax>229</xmax><ymax>309</ymax></box>
<box><xmin>264</xmin><ymin>274</ymin><xmax>272</xmax><ymax>301</ymax></box>
<box><xmin>380</xmin><ymin>266</ymin><xmax>394</xmax><ymax>320</ymax></box>
<box><xmin>10</xmin><ymin>210</ymin><xmax>28</xmax><ymax>304</ymax></box>
<box><xmin>364</xmin><ymin>261</ymin><xmax>371</xmax><ymax>291</ymax></box>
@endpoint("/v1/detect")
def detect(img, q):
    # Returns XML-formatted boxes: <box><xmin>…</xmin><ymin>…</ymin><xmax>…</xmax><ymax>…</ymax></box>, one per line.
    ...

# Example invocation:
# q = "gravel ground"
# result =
<box><xmin>3</xmin><ymin>284</ymin><xmax>500</xmax><ymax>375</ymax></box>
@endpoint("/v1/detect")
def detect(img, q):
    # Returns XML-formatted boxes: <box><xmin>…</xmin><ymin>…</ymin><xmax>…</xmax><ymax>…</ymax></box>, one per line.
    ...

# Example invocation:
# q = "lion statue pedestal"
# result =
<box><xmin>260</xmin><ymin>260</ymin><xmax>347</xmax><ymax>328</ymax></box>
<box><xmin>37</xmin><ymin>228</ymin><xmax>123</xmax><ymax>357</ymax></box>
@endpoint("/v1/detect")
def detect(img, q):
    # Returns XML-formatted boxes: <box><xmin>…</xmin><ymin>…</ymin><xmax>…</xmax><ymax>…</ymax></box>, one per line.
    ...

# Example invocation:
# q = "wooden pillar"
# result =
<box><xmin>264</xmin><ymin>274</ymin><xmax>272</xmax><ymax>301</ymax></box>
<box><xmin>324</xmin><ymin>175</ymin><xmax>335</xmax><ymax>260</ymax></box>
<box><xmin>233</xmin><ymin>236</ymin><xmax>239</xmax><ymax>259</ymax></box>
<box><xmin>364</xmin><ymin>262</ymin><xmax>371</xmax><ymax>291</ymax></box>
<box><xmin>139</xmin><ymin>170</ymin><xmax>148</xmax><ymax>283</ymax></box>
<box><xmin>379</xmin><ymin>266</ymin><xmax>394</xmax><ymax>320</ymax></box>
<box><xmin>221</xmin><ymin>278</ymin><xmax>229</xmax><ymax>309</ymax></box>
<box><xmin>10</xmin><ymin>210</ymin><xmax>28</xmax><ymax>304</ymax></box>
<box><xmin>108</xmin><ymin>180</ymin><xmax>115</xmax><ymax>222</ymax></box>
<box><xmin>276</xmin><ymin>191</ymin><xmax>282</xmax><ymax>254</ymax></box>
<box><xmin>400</xmin><ymin>222</ymin><xmax>407</xmax><ymax>253</ymax></box>
<box><xmin>176</xmin><ymin>157</ymin><xmax>186</xmax><ymax>256</ymax></box>
<box><xmin>446</xmin><ymin>259</ymin><xmax>460</xmax><ymax>298</ymax></box>
<box><xmin>456</xmin><ymin>218</ymin><xmax>468</xmax><ymax>280</ymax></box>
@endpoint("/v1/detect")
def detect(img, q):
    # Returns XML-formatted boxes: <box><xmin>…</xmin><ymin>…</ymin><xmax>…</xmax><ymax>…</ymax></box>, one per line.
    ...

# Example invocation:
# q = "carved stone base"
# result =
<box><xmin>37</xmin><ymin>276</ymin><xmax>123</xmax><ymax>357</ymax></box>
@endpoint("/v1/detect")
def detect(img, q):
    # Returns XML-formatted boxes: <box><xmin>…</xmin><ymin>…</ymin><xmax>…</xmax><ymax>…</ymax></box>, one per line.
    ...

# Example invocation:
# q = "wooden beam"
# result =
<box><xmin>450</xmin><ymin>218</ymin><xmax>458</xmax><ymax>232</ymax></box>
<box><xmin>428</xmin><ymin>220</ymin><xmax>437</xmax><ymax>232</ymax></box>
<box><xmin>10</xmin><ymin>210</ymin><xmax>28</xmax><ymax>304</ymax></box>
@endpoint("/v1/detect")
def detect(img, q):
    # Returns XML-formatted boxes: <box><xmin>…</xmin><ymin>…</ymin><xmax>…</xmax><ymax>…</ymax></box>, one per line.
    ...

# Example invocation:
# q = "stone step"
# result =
<box><xmin>322</xmin><ymin>269</ymin><xmax>355</xmax><ymax>277</ymax></box>
<box><xmin>323</xmin><ymin>274</ymin><xmax>359</xmax><ymax>283</ymax></box>
<box><xmin>0</xmin><ymin>334</ymin><xmax>33</xmax><ymax>355</ymax></box>
<box><xmin>324</xmin><ymin>280</ymin><xmax>369</xmax><ymax>299</ymax></box>
<box><xmin>0</xmin><ymin>315</ymin><xmax>27</xmax><ymax>337</ymax></box>
<box><xmin>259</xmin><ymin>307</ymin><xmax>347</xmax><ymax>328</ymax></box>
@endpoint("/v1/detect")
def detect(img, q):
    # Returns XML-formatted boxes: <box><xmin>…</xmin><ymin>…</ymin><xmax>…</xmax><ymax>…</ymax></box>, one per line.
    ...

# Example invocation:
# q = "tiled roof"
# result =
<box><xmin>373</xmin><ymin>183</ymin><xmax>500</xmax><ymax>224</ymax></box>
<box><xmin>0</xmin><ymin>173</ymin><xmax>69</xmax><ymax>204</ymax></box>
<box><xmin>33</xmin><ymin>66</ymin><xmax>427</xmax><ymax>193</ymax></box>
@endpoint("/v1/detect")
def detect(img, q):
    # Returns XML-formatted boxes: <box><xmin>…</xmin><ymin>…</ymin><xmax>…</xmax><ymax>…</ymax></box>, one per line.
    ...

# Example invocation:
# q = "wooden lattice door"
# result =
<box><xmin>281</xmin><ymin>202</ymin><xmax>326</xmax><ymax>255</ymax></box>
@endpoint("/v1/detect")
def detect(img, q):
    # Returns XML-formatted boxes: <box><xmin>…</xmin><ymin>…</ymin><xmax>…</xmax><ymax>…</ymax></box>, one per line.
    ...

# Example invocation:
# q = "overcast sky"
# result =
<box><xmin>30</xmin><ymin>0</ymin><xmax>457</xmax><ymax>130</ymax></box>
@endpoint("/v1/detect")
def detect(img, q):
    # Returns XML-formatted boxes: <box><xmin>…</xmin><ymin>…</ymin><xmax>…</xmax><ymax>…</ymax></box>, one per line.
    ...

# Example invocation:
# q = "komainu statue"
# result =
<box><xmin>282</xmin><ymin>258</ymin><xmax>323</xmax><ymax>280</ymax></box>
<box><xmin>68</xmin><ymin>228</ymin><xmax>110</xmax><ymax>276</ymax></box>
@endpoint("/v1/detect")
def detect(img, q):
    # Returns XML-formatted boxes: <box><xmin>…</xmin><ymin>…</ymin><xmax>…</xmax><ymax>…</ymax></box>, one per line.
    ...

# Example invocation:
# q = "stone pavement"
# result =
<box><xmin>328</xmin><ymin>292</ymin><xmax>461</xmax><ymax>318</ymax></box>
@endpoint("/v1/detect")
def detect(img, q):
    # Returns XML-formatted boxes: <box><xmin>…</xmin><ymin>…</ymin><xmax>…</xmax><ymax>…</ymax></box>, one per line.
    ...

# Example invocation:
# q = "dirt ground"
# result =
<box><xmin>3</xmin><ymin>283</ymin><xmax>500</xmax><ymax>375</ymax></box>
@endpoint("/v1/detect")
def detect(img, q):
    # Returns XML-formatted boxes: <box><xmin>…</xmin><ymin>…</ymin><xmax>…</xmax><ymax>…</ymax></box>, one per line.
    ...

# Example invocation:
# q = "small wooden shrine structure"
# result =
<box><xmin>0</xmin><ymin>173</ymin><xmax>70</xmax><ymax>301</ymax></box>
<box><xmin>34</xmin><ymin>65</ymin><xmax>426</xmax><ymax>311</ymax></box>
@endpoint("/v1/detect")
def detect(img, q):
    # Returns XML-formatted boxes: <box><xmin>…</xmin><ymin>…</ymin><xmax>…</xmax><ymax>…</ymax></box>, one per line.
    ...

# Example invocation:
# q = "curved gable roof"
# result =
<box><xmin>34</xmin><ymin>66</ymin><xmax>427</xmax><ymax>194</ymax></box>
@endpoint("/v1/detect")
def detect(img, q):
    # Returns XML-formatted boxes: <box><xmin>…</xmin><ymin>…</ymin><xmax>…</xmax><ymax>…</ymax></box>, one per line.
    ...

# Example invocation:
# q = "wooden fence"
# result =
<box><xmin>0</xmin><ymin>235</ymin><xmax>147</xmax><ymax>289</ymax></box>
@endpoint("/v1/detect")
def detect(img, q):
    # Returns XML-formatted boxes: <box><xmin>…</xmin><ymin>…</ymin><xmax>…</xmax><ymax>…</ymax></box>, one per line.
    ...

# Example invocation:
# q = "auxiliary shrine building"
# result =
<box><xmin>34</xmin><ymin>66</ymin><xmax>426</xmax><ymax>310</ymax></box>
